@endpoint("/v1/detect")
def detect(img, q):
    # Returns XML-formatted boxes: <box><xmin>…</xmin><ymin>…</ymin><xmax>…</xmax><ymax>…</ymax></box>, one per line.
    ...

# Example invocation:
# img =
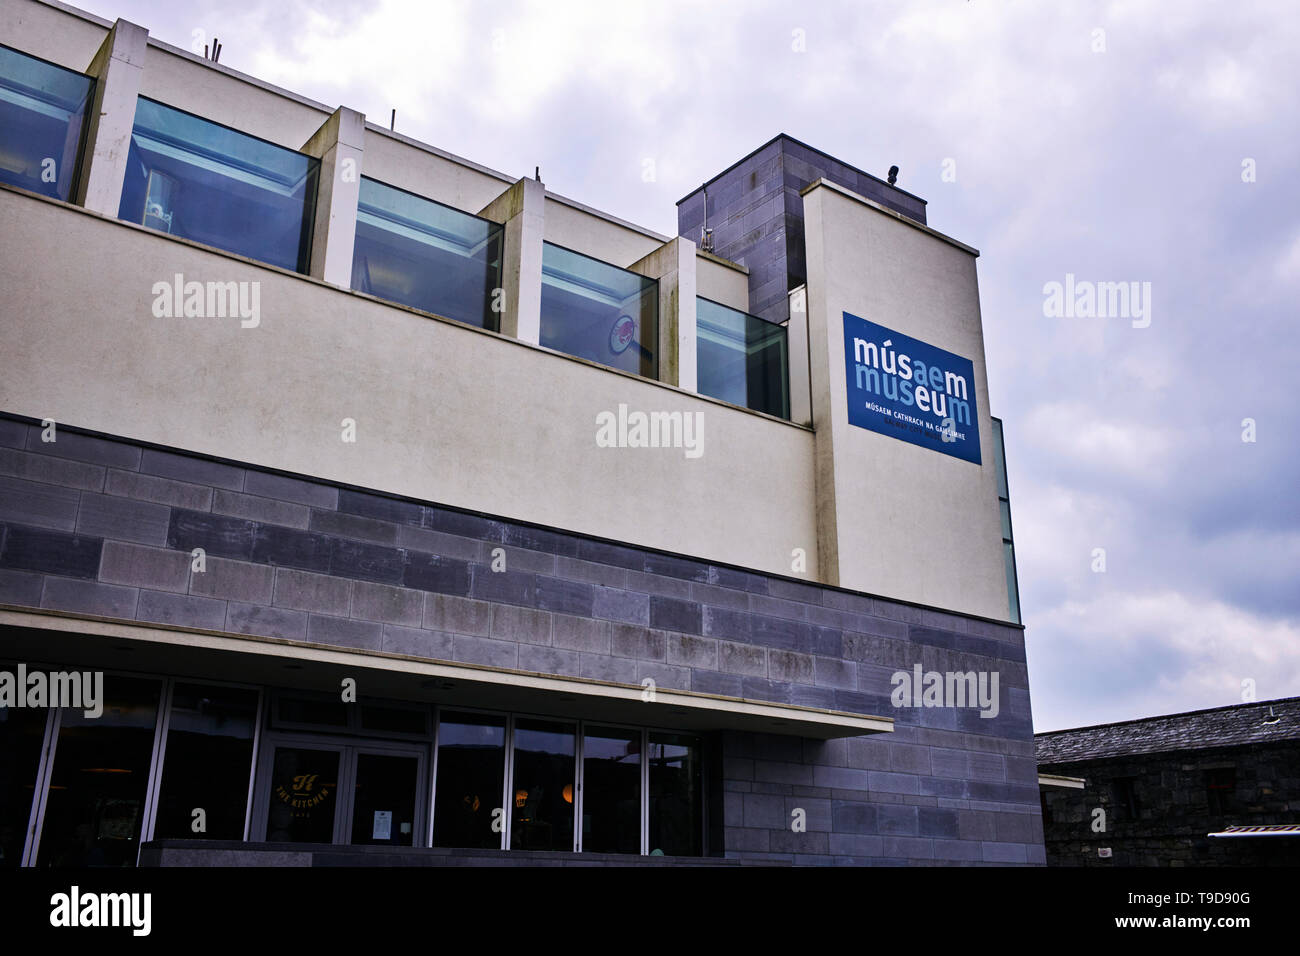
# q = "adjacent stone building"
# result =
<box><xmin>1037</xmin><ymin>697</ymin><xmax>1300</xmax><ymax>867</ymax></box>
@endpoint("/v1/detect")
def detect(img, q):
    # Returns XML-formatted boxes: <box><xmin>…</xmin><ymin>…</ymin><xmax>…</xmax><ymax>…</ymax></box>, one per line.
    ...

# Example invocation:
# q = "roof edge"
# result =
<box><xmin>675</xmin><ymin>132</ymin><xmax>929</xmax><ymax>208</ymax></box>
<box><xmin>1036</xmin><ymin>695</ymin><xmax>1300</xmax><ymax>740</ymax></box>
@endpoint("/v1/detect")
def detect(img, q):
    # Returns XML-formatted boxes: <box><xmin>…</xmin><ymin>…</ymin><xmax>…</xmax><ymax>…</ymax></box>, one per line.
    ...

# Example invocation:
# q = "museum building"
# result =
<box><xmin>0</xmin><ymin>0</ymin><xmax>1039</xmax><ymax>866</ymax></box>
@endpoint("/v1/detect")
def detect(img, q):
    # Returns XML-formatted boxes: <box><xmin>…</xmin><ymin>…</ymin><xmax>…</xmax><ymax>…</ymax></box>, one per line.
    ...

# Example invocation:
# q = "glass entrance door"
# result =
<box><xmin>255</xmin><ymin>736</ymin><xmax>425</xmax><ymax>846</ymax></box>
<box><xmin>348</xmin><ymin>751</ymin><xmax>419</xmax><ymax>847</ymax></box>
<box><xmin>263</xmin><ymin>745</ymin><xmax>344</xmax><ymax>844</ymax></box>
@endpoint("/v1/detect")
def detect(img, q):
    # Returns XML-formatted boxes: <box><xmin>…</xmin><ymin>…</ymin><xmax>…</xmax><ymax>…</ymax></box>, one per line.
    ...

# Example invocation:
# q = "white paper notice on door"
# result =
<box><xmin>373</xmin><ymin>810</ymin><xmax>392</xmax><ymax>840</ymax></box>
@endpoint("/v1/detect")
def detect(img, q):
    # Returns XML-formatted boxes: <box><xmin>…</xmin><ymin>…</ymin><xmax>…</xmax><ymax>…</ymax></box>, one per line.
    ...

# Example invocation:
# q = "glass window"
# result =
<box><xmin>352</xmin><ymin>177</ymin><xmax>503</xmax><ymax>330</ymax></box>
<box><xmin>510</xmin><ymin>718</ymin><xmax>575</xmax><ymax>851</ymax></box>
<box><xmin>992</xmin><ymin>418</ymin><xmax>1021</xmax><ymax>625</ymax></box>
<box><xmin>433</xmin><ymin>711</ymin><xmax>505</xmax><ymax>849</ymax></box>
<box><xmin>1206</xmin><ymin>767</ymin><xmax>1236</xmax><ymax>816</ymax></box>
<box><xmin>580</xmin><ymin>726</ymin><xmax>640</xmax><ymax>854</ymax></box>
<box><xmin>350</xmin><ymin>752</ymin><xmax>419</xmax><ymax>847</ymax></box>
<box><xmin>696</xmin><ymin>297</ymin><xmax>790</xmax><ymax>419</ymax></box>
<box><xmin>153</xmin><ymin>683</ymin><xmax>258</xmax><ymax>841</ymax></box>
<box><xmin>1112</xmin><ymin>776</ymin><xmax>1140</xmax><ymax>819</ymax></box>
<box><xmin>359</xmin><ymin>702</ymin><xmax>428</xmax><ymax>736</ymax></box>
<box><xmin>0</xmin><ymin>672</ymin><xmax>48</xmax><ymax>867</ymax></box>
<box><xmin>264</xmin><ymin>746</ymin><xmax>341</xmax><ymax>843</ymax></box>
<box><xmin>992</xmin><ymin>418</ymin><xmax>1009</xmax><ymax>499</ymax></box>
<box><xmin>117</xmin><ymin>97</ymin><xmax>318</xmax><ymax>273</ymax></box>
<box><xmin>35</xmin><ymin>675</ymin><xmax>161</xmax><ymax>867</ymax></box>
<box><xmin>1003</xmin><ymin>542</ymin><xmax>1020</xmax><ymax>625</ymax></box>
<box><xmin>274</xmin><ymin>693</ymin><xmax>348</xmax><ymax>729</ymax></box>
<box><xmin>540</xmin><ymin>242</ymin><xmax>658</xmax><ymax>378</ymax></box>
<box><xmin>648</xmin><ymin>732</ymin><xmax>702</xmax><ymax>857</ymax></box>
<box><xmin>0</xmin><ymin>44</ymin><xmax>94</xmax><ymax>201</ymax></box>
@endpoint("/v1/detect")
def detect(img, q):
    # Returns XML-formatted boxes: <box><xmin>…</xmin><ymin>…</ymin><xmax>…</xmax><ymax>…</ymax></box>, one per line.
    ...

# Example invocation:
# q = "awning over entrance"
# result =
<box><xmin>1037</xmin><ymin>773</ymin><xmax>1085</xmax><ymax>789</ymax></box>
<box><xmin>0</xmin><ymin>607</ymin><xmax>893</xmax><ymax>739</ymax></box>
<box><xmin>1208</xmin><ymin>825</ymin><xmax>1300</xmax><ymax>838</ymax></box>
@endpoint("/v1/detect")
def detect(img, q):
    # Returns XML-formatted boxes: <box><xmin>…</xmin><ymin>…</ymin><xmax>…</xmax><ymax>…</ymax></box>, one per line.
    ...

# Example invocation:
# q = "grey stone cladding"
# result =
<box><xmin>0</xmin><ymin>413</ymin><xmax>1043</xmax><ymax>864</ymax></box>
<box><xmin>677</xmin><ymin>135</ymin><xmax>929</xmax><ymax>326</ymax></box>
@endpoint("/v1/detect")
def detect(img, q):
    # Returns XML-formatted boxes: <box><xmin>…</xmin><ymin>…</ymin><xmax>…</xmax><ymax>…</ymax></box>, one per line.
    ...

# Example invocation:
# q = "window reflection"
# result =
<box><xmin>352</xmin><ymin>177</ymin><xmax>503</xmax><ymax>330</ymax></box>
<box><xmin>696</xmin><ymin>297</ymin><xmax>789</xmax><ymax>418</ymax></box>
<box><xmin>648</xmin><ymin>732</ymin><xmax>702</xmax><ymax>857</ymax></box>
<box><xmin>35</xmin><ymin>676</ymin><xmax>161</xmax><ymax>867</ymax></box>
<box><xmin>581</xmin><ymin>726</ymin><xmax>640</xmax><ymax>854</ymax></box>
<box><xmin>540</xmin><ymin>242</ymin><xmax>658</xmax><ymax>378</ymax></box>
<box><xmin>153</xmin><ymin>683</ymin><xmax>258</xmax><ymax>841</ymax></box>
<box><xmin>433</xmin><ymin>712</ymin><xmax>505</xmax><ymax>849</ymax></box>
<box><xmin>350</xmin><ymin>752</ymin><xmax>418</xmax><ymax>847</ymax></box>
<box><xmin>992</xmin><ymin>418</ymin><xmax>1021</xmax><ymax>624</ymax></box>
<box><xmin>264</xmin><ymin>747</ymin><xmax>340</xmax><ymax>844</ymax></box>
<box><xmin>118</xmin><ymin>97</ymin><xmax>318</xmax><ymax>273</ymax></box>
<box><xmin>510</xmin><ymin>718</ymin><xmax>575</xmax><ymax>851</ymax></box>
<box><xmin>0</xmin><ymin>44</ymin><xmax>94</xmax><ymax>201</ymax></box>
<box><xmin>0</xmin><ymin>669</ymin><xmax>46</xmax><ymax>867</ymax></box>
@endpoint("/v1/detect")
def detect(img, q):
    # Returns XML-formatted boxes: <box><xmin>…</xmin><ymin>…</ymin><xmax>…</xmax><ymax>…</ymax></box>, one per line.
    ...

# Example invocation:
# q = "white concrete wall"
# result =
<box><xmin>0</xmin><ymin>0</ymin><xmax>106</xmax><ymax>69</ymax></box>
<box><xmin>0</xmin><ymin>189</ymin><xmax>820</xmax><ymax>581</ymax></box>
<box><xmin>696</xmin><ymin>255</ymin><xmax>749</xmax><ymax>311</ymax></box>
<box><xmin>361</xmin><ymin>129</ymin><xmax>512</xmax><ymax>213</ymax></box>
<box><xmin>802</xmin><ymin>180</ymin><xmax>1010</xmax><ymax>620</ymax></box>
<box><xmin>541</xmin><ymin>196</ymin><xmax>663</xmax><ymax>267</ymax></box>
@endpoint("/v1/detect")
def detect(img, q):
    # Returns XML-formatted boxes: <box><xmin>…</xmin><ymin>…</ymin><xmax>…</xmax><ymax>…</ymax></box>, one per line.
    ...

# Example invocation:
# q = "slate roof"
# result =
<box><xmin>1036</xmin><ymin>696</ymin><xmax>1300</xmax><ymax>765</ymax></box>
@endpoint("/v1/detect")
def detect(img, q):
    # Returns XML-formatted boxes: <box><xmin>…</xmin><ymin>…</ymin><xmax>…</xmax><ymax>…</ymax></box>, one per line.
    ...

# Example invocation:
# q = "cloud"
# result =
<box><xmin>1275</xmin><ymin>232</ymin><xmax>1300</xmax><ymax>282</ymax></box>
<box><xmin>1030</xmin><ymin>590</ymin><xmax>1300</xmax><ymax>731</ymax></box>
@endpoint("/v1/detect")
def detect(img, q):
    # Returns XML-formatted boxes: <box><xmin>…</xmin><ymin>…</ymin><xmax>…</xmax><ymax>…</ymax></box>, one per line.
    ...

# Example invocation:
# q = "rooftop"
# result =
<box><xmin>1035</xmin><ymin>696</ymin><xmax>1300</xmax><ymax>764</ymax></box>
<box><xmin>674</xmin><ymin>132</ymin><xmax>928</xmax><ymax>208</ymax></box>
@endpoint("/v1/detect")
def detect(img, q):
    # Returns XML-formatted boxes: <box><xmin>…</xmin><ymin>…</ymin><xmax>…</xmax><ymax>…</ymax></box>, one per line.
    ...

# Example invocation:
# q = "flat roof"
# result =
<box><xmin>675</xmin><ymin>132</ymin><xmax>928</xmax><ymax>207</ymax></box>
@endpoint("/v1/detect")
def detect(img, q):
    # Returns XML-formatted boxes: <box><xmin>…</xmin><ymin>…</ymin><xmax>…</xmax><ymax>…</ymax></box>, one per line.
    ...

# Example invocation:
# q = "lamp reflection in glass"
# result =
<box><xmin>142</xmin><ymin>169</ymin><xmax>177</xmax><ymax>233</ymax></box>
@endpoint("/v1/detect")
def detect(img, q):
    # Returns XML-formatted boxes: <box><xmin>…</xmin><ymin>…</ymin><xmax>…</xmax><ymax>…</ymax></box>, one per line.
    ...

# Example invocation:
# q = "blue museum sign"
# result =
<box><xmin>842</xmin><ymin>312</ymin><xmax>981</xmax><ymax>465</ymax></box>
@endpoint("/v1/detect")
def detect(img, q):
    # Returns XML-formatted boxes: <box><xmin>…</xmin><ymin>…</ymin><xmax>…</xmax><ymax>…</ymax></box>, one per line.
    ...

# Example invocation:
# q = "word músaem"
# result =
<box><xmin>851</xmin><ymin>338</ymin><xmax>973</xmax><ymax>426</ymax></box>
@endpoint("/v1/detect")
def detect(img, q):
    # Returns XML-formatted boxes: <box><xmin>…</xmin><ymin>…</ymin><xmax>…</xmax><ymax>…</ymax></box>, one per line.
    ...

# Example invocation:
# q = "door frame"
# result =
<box><xmin>20</xmin><ymin>672</ymin><xmax>166</xmax><ymax>867</ymax></box>
<box><xmin>251</xmin><ymin>732</ymin><xmax>428</xmax><ymax>847</ymax></box>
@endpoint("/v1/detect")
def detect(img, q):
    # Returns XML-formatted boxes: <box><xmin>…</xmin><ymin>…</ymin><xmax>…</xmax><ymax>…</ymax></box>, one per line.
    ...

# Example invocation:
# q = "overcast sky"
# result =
<box><xmin>71</xmin><ymin>0</ymin><xmax>1299</xmax><ymax>732</ymax></box>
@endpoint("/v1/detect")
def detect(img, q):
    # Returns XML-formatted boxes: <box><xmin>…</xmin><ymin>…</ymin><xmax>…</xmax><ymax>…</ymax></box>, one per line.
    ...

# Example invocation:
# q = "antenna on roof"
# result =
<box><xmin>1263</xmin><ymin>705</ymin><xmax>1280</xmax><ymax>725</ymax></box>
<box><xmin>204</xmin><ymin>38</ymin><xmax>222</xmax><ymax>63</ymax></box>
<box><xmin>887</xmin><ymin>165</ymin><xmax>899</xmax><ymax>185</ymax></box>
<box><xmin>390</xmin><ymin>109</ymin><xmax>396</xmax><ymax>131</ymax></box>
<box><xmin>535</xmin><ymin>166</ymin><xmax>542</xmax><ymax>183</ymax></box>
<box><xmin>701</xmin><ymin>186</ymin><xmax>709</xmax><ymax>251</ymax></box>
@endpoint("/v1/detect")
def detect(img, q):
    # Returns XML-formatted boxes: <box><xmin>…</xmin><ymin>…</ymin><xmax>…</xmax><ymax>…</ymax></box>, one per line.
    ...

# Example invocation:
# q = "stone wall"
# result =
<box><xmin>0</xmin><ymin>412</ymin><xmax>1043</xmax><ymax>864</ymax></box>
<box><xmin>1040</xmin><ymin>743</ymin><xmax>1300</xmax><ymax>866</ymax></box>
